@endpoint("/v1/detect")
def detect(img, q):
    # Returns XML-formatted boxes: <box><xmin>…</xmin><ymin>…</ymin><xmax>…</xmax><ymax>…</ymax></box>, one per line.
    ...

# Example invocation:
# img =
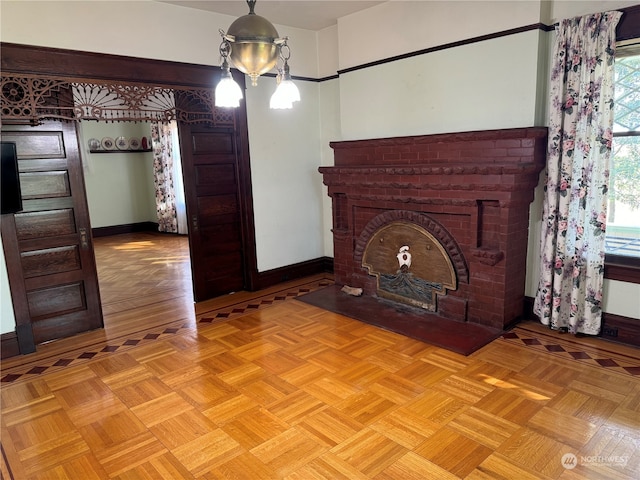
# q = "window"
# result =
<box><xmin>606</xmin><ymin>47</ymin><xmax>640</xmax><ymax>281</ymax></box>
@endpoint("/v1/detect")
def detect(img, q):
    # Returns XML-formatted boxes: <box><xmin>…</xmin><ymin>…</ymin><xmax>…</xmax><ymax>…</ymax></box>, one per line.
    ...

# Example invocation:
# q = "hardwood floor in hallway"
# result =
<box><xmin>1</xmin><ymin>233</ymin><xmax>639</xmax><ymax>479</ymax></box>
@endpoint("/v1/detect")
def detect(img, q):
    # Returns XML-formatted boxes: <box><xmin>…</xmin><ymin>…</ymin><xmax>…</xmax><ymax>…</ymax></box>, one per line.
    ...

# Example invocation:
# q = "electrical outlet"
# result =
<box><xmin>602</xmin><ymin>327</ymin><xmax>618</xmax><ymax>337</ymax></box>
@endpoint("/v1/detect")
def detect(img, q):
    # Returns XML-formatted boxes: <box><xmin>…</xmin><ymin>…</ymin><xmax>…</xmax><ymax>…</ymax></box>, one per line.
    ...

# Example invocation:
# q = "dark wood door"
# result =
<box><xmin>178</xmin><ymin>123</ymin><xmax>247</xmax><ymax>301</ymax></box>
<box><xmin>1</xmin><ymin>121</ymin><xmax>103</xmax><ymax>351</ymax></box>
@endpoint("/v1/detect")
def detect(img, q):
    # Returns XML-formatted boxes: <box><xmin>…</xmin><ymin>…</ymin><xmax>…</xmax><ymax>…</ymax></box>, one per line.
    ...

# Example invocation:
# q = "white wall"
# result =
<box><xmin>338</xmin><ymin>30</ymin><xmax>543</xmax><ymax>141</ymax></box>
<box><xmin>0</xmin><ymin>1</ymin><xmax>320</xmax><ymax>78</ymax></box>
<box><xmin>337</xmin><ymin>1</ymin><xmax>543</xmax><ymax>71</ymax></box>
<box><xmin>0</xmin><ymin>235</ymin><xmax>16</xmax><ymax>333</ymax></box>
<box><xmin>80</xmin><ymin>122</ymin><xmax>156</xmax><ymax>229</ymax></box>
<box><xmin>246</xmin><ymin>79</ymin><xmax>325</xmax><ymax>271</ymax></box>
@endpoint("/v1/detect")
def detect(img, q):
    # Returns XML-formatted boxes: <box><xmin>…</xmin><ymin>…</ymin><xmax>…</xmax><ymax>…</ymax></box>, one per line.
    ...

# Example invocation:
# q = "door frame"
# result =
<box><xmin>1</xmin><ymin>43</ymin><xmax>260</xmax><ymax>347</ymax></box>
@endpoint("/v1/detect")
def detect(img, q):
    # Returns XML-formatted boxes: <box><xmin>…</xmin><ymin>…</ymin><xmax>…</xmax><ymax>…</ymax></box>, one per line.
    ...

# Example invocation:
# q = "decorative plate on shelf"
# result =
<box><xmin>88</xmin><ymin>138</ymin><xmax>100</xmax><ymax>150</ymax></box>
<box><xmin>129</xmin><ymin>137</ymin><xmax>140</xmax><ymax>150</ymax></box>
<box><xmin>115</xmin><ymin>136</ymin><xmax>129</xmax><ymax>150</ymax></box>
<box><xmin>101</xmin><ymin>137</ymin><xmax>115</xmax><ymax>150</ymax></box>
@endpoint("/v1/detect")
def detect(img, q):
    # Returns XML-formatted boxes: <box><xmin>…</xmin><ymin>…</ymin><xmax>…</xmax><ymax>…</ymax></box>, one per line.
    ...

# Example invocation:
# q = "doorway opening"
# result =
<box><xmin>93</xmin><ymin>232</ymin><xmax>194</xmax><ymax>335</ymax></box>
<box><xmin>78</xmin><ymin>119</ymin><xmax>193</xmax><ymax>331</ymax></box>
<box><xmin>1</xmin><ymin>45</ymin><xmax>257</xmax><ymax>356</ymax></box>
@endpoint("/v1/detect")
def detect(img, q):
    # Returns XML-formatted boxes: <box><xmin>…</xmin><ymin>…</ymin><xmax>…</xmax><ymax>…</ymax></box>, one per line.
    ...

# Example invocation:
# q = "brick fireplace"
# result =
<box><xmin>319</xmin><ymin>127</ymin><xmax>547</xmax><ymax>331</ymax></box>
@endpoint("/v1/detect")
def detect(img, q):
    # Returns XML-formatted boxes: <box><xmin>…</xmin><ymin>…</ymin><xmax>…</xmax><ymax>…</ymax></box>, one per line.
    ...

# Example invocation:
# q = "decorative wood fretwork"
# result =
<box><xmin>1</xmin><ymin>74</ymin><xmax>234</xmax><ymax>126</ymax></box>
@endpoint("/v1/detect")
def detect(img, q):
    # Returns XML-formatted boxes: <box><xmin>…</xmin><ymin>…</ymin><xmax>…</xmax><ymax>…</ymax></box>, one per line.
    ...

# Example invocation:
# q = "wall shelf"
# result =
<box><xmin>89</xmin><ymin>149</ymin><xmax>152</xmax><ymax>154</ymax></box>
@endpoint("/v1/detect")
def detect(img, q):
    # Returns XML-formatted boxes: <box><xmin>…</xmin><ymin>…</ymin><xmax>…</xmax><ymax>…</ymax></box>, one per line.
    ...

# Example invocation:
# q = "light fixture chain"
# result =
<box><xmin>279</xmin><ymin>40</ymin><xmax>291</xmax><ymax>62</ymax></box>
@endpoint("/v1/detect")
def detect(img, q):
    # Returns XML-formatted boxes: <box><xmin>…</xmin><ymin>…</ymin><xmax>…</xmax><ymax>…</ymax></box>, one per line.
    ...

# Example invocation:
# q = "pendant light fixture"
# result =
<box><xmin>215</xmin><ymin>0</ymin><xmax>300</xmax><ymax>109</ymax></box>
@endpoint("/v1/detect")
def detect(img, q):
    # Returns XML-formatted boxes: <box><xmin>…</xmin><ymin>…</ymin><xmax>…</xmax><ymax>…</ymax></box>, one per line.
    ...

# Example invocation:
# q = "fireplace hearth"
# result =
<box><xmin>319</xmin><ymin>127</ymin><xmax>547</xmax><ymax>334</ymax></box>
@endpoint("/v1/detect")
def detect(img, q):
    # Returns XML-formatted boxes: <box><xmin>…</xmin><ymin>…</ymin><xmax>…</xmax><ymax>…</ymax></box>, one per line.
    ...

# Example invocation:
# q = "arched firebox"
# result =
<box><xmin>355</xmin><ymin>210</ymin><xmax>468</xmax><ymax>312</ymax></box>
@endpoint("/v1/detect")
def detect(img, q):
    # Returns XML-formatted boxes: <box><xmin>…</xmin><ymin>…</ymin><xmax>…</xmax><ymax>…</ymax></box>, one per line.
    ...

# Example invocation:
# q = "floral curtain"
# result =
<box><xmin>151</xmin><ymin>122</ymin><xmax>178</xmax><ymax>233</ymax></box>
<box><xmin>534</xmin><ymin>11</ymin><xmax>622</xmax><ymax>335</ymax></box>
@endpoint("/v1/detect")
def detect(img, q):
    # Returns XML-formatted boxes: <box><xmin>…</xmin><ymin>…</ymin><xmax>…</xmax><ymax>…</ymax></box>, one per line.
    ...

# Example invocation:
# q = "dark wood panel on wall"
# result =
<box><xmin>605</xmin><ymin>258</ymin><xmax>640</xmax><ymax>284</ymax></box>
<box><xmin>602</xmin><ymin>313</ymin><xmax>640</xmax><ymax>347</ymax></box>
<box><xmin>617</xmin><ymin>4</ymin><xmax>640</xmax><ymax>42</ymax></box>
<box><xmin>254</xmin><ymin>257</ymin><xmax>334</xmax><ymax>290</ymax></box>
<box><xmin>1</xmin><ymin>43</ymin><xmax>221</xmax><ymax>88</ymax></box>
<box><xmin>92</xmin><ymin>222</ymin><xmax>159</xmax><ymax>237</ymax></box>
<box><xmin>1</xmin><ymin>332</ymin><xmax>20</xmax><ymax>359</ymax></box>
<box><xmin>524</xmin><ymin>296</ymin><xmax>639</xmax><ymax>348</ymax></box>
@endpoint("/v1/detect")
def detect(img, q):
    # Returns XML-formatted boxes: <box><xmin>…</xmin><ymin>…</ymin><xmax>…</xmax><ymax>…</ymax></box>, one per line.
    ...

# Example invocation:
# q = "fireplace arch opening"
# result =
<box><xmin>355</xmin><ymin>210</ymin><xmax>468</xmax><ymax>312</ymax></box>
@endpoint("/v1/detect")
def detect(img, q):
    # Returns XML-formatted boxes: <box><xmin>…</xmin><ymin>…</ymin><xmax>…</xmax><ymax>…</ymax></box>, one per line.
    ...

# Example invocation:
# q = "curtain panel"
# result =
<box><xmin>151</xmin><ymin>122</ymin><xmax>178</xmax><ymax>233</ymax></box>
<box><xmin>534</xmin><ymin>11</ymin><xmax>622</xmax><ymax>335</ymax></box>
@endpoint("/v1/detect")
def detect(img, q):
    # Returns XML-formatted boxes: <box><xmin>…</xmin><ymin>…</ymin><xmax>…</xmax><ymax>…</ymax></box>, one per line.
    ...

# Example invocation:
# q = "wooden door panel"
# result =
<box><xmin>195</xmin><ymin>164</ymin><xmax>237</xmax><ymax>195</ymax></box>
<box><xmin>179</xmin><ymin>123</ymin><xmax>246</xmax><ymax>301</ymax></box>
<box><xmin>31</xmin><ymin>310</ymin><xmax>93</xmax><ymax>345</ymax></box>
<box><xmin>192</xmin><ymin>132</ymin><xmax>234</xmax><ymax>153</ymax></box>
<box><xmin>1</xmin><ymin>122</ymin><xmax>103</xmax><ymax>351</ymax></box>
<box><xmin>201</xmin><ymin>226</ymin><xmax>242</xmax><ymax>254</ymax></box>
<box><xmin>14</xmin><ymin>209</ymin><xmax>76</xmax><ymax>239</ymax></box>
<box><xmin>197</xmin><ymin>195</ymin><xmax>238</xmax><ymax>217</ymax></box>
<box><xmin>20</xmin><ymin>171</ymin><xmax>71</xmax><ymax>198</ymax></box>
<box><xmin>8</xmin><ymin>130</ymin><xmax>65</xmax><ymax>159</ymax></box>
<box><xmin>27</xmin><ymin>283</ymin><xmax>86</xmax><ymax>319</ymax></box>
<box><xmin>21</xmin><ymin>246</ymin><xmax>82</xmax><ymax>278</ymax></box>
<box><xmin>202</xmin><ymin>252</ymin><xmax>244</xmax><ymax>292</ymax></box>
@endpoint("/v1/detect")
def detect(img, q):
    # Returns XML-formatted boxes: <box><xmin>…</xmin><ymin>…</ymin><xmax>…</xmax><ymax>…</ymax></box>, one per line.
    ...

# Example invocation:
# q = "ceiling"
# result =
<box><xmin>156</xmin><ymin>1</ymin><xmax>386</xmax><ymax>31</ymax></box>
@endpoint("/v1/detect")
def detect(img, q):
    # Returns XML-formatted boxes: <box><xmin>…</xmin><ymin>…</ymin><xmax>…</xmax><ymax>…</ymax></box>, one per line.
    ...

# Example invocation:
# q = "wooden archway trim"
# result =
<box><xmin>1</xmin><ymin>43</ymin><xmax>223</xmax><ymax>88</ymax></box>
<box><xmin>1</xmin><ymin>44</ymin><xmax>243</xmax><ymax>126</ymax></box>
<box><xmin>0</xmin><ymin>42</ymin><xmax>260</xmax><ymax>294</ymax></box>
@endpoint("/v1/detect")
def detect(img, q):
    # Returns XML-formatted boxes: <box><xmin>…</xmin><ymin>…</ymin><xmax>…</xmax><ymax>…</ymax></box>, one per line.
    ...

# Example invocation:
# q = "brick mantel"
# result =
<box><xmin>320</xmin><ymin>127</ymin><xmax>547</xmax><ymax>330</ymax></box>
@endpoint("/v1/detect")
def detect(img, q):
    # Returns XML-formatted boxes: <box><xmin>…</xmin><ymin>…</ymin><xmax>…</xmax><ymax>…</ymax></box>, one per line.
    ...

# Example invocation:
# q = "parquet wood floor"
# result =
<box><xmin>1</xmin><ymin>233</ymin><xmax>639</xmax><ymax>479</ymax></box>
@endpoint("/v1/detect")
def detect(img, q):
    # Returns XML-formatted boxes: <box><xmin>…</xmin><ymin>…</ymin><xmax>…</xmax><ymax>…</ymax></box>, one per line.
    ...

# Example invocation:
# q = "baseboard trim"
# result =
<box><xmin>524</xmin><ymin>295</ymin><xmax>639</xmax><ymax>347</ymax></box>
<box><xmin>92</xmin><ymin>222</ymin><xmax>158</xmax><ymax>237</ymax></box>
<box><xmin>253</xmin><ymin>256</ymin><xmax>334</xmax><ymax>291</ymax></box>
<box><xmin>1</xmin><ymin>331</ymin><xmax>20</xmax><ymax>359</ymax></box>
<box><xmin>601</xmin><ymin>313</ymin><xmax>640</xmax><ymax>347</ymax></box>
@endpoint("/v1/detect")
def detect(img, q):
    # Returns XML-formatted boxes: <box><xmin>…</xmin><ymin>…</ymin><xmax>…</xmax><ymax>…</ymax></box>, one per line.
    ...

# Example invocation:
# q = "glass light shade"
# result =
<box><xmin>269</xmin><ymin>79</ymin><xmax>300</xmax><ymax>110</ymax></box>
<box><xmin>215</xmin><ymin>73</ymin><xmax>243</xmax><ymax>108</ymax></box>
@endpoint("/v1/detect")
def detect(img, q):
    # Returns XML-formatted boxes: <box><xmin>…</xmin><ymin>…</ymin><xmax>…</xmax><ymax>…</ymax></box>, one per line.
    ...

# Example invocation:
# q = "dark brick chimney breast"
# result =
<box><xmin>320</xmin><ymin>127</ymin><xmax>547</xmax><ymax>330</ymax></box>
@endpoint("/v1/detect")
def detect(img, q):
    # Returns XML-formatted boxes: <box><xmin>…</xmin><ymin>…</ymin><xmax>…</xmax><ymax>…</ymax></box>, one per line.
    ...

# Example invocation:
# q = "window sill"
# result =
<box><xmin>605</xmin><ymin>254</ymin><xmax>640</xmax><ymax>284</ymax></box>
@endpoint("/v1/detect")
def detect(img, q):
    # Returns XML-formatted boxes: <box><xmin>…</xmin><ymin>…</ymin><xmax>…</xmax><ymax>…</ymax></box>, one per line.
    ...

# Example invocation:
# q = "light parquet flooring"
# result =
<box><xmin>2</xmin><ymin>233</ymin><xmax>639</xmax><ymax>479</ymax></box>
